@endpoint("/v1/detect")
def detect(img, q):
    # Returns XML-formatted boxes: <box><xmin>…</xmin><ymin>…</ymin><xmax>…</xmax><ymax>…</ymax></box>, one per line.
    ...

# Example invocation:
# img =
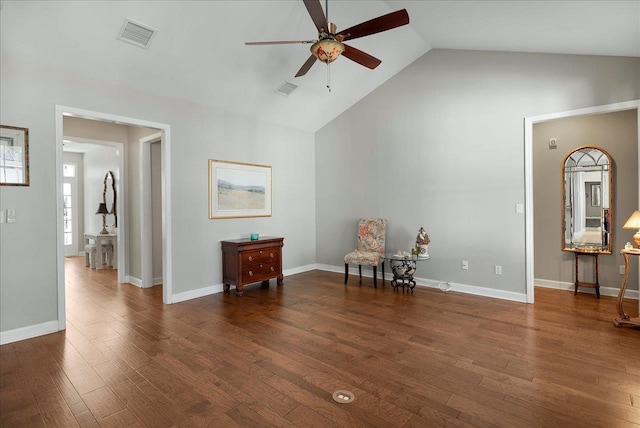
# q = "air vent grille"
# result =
<box><xmin>117</xmin><ymin>19</ymin><xmax>157</xmax><ymax>49</ymax></box>
<box><xmin>274</xmin><ymin>81</ymin><xmax>298</xmax><ymax>97</ymax></box>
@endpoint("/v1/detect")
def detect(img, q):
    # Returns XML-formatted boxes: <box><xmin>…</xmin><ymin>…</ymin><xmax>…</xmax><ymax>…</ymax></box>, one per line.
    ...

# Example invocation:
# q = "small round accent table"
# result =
<box><xmin>382</xmin><ymin>253</ymin><xmax>430</xmax><ymax>292</ymax></box>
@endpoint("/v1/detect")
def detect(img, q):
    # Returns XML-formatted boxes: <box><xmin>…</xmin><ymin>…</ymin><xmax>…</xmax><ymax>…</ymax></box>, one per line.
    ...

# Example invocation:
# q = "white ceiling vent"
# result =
<box><xmin>117</xmin><ymin>18</ymin><xmax>157</xmax><ymax>49</ymax></box>
<box><xmin>274</xmin><ymin>81</ymin><xmax>298</xmax><ymax>97</ymax></box>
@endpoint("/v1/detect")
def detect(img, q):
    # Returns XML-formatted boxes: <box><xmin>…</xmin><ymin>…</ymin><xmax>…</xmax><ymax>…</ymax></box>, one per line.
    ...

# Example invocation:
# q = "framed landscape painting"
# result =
<box><xmin>209</xmin><ymin>159</ymin><xmax>272</xmax><ymax>219</ymax></box>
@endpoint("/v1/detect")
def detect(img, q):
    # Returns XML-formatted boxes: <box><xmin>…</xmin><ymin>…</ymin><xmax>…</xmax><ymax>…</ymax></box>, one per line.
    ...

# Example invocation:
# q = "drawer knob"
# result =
<box><xmin>248</xmin><ymin>256</ymin><xmax>253</xmax><ymax>261</ymax></box>
<box><xmin>270</xmin><ymin>253</ymin><xmax>274</xmax><ymax>258</ymax></box>
<box><xmin>248</xmin><ymin>271</ymin><xmax>253</xmax><ymax>276</ymax></box>
<box><xmin>270</xmin><ymin>267</ymin><xmax>274</xmax><ymax>272</ymax></box>
<box><xmin>260</xmin><ymin>250</ymin><xmax>263</xmax><ymax>254</ymax></box>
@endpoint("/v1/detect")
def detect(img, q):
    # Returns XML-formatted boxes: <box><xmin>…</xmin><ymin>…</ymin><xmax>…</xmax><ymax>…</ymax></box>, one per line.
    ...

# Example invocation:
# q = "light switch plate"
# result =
<box><xmin>6</xmin><ymin>209</ymin><xmax>15</xmax><ymax>223</ymax></box>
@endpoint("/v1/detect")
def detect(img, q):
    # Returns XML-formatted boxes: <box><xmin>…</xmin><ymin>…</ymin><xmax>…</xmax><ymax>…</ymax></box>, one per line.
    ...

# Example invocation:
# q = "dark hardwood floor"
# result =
<box><xmin>2</xmin><ymin>256</ymin><xmax>640</xmax><ymax>427</ymax></box>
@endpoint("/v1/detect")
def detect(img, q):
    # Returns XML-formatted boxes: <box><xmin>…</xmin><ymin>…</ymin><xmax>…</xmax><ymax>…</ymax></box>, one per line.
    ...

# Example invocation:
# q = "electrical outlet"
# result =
<box><xmin>461</xmin><ymin>260</ymin><xmax>469</xmax><ymax>270</ymax></box>
<box><xmin>620</xmin><ymin>265</ymin><xmax>626</xmax><ymax>275</ymax></box>
<box><xmin>495</xmin><ymin>265</ymin><xmax>502</xmax><ymax>275</ymax></box>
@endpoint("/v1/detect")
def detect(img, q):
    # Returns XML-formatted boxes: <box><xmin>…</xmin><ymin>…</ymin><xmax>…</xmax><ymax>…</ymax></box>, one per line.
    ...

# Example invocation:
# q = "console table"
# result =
<box><xmin>84</xmin><ymin>233</ymin><xmax>117</xmax><ymax>270</ymax></box>
<box><xmin>574</xmin><ymin>250</ymin><xmax>600</xmax><ymax>298</ymax></box>
<box><xmin>221</xmin><ymin>237</ymin><xmax>283</xmax><ymax>296</ymax></box>
<box><xmin>614</xmin><ymin>248</ymin><xmax>640</xmax><ymax>328</ymax></box>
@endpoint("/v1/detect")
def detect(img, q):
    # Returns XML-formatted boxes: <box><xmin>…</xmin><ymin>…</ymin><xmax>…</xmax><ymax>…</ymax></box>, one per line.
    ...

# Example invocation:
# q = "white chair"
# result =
<box><xmin>84</xmin><ymin>243</ymin><xmax>114</xmax><ymax>269</ymax></box>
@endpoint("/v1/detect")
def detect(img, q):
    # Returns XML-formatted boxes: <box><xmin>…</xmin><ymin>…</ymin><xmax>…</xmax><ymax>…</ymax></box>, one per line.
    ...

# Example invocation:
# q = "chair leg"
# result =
<box><xmin>344</xmin><ymin>263</ymin><xmax>349</xmax><ymax>284</ymax></box>
<box><xmin>382</xmin><ymin>262</ymin><xmax>385</xmax><ymax>282</ymax></box>
<box><xmin>373</xmin><ymin>266</ymin><xmax>377</xmax><ymax>288</ymax></box>
<box><xmin>358</xmin><ymin>265</ymin><xmax>362</xmax><ymax>279</ymax></box>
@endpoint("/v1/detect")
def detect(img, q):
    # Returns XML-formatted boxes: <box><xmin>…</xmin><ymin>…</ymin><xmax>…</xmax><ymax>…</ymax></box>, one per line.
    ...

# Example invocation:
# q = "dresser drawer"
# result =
<box><xmin>242</xmin><ymin>263</ymin><xmax>279</xmax><ymax>281</ymax></box>
<box><xmin>241</xmin><ymin>249</ymin><xmax>279</xmax><ymax>266</ymax></box>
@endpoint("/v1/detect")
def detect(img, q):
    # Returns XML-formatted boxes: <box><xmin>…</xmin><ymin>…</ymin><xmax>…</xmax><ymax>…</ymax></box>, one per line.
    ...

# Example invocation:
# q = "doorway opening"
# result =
<box><xmin>525</xmin><ymin>100</ymin><xmax>640</xmax><ymax>304</ymax></box>
<box><xmin>55</xmin><ymin>105</ymin><xmax>172</xmax><ymax>331</ymax></box>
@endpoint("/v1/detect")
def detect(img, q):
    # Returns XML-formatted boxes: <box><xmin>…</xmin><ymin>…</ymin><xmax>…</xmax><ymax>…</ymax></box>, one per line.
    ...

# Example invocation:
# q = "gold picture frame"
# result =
<box><xmin>209</xmin><ymin>159</ymin><xmax>272</xmax><ymax>219</ymax></box>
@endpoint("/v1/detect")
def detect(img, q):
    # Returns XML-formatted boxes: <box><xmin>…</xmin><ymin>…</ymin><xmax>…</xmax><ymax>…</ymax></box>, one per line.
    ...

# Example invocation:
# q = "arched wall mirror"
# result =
<box><xmin>103</xmin><ymin>171</ymin><xmax>117</xmax><ymax>228</ymax></box>
<box><xmin>562</xmin><ymin>146</ymin><xmax>613</xmax><ymax>253</ymax></box>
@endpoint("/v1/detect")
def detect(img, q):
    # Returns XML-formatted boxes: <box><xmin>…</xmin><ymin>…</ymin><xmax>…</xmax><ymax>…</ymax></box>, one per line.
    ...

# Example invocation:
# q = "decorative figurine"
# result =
<box><xmin>416</xmin><ymin>227</ymin><xmax>430</xmax><ymax>258</ymax></box>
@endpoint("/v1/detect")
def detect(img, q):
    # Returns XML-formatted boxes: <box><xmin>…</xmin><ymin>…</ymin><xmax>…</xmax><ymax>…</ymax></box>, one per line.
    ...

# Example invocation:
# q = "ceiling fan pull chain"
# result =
<box><xmin>327</xmin><ymin>62</ymin><xmax>331</xmax><ymax>92</ymax></box>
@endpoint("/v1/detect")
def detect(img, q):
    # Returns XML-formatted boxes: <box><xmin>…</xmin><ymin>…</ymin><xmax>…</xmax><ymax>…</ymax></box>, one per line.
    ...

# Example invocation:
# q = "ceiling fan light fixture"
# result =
<box><xmin>310</xmin><ymin>39</ymin><xmax>344</xmax><ymax>63</ymax></box>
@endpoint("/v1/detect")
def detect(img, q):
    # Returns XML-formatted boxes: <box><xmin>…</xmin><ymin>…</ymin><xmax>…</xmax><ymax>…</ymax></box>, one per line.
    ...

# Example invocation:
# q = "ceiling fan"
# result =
<box><xmin>245</xmin><ymin>0</ymin><xmax>410</xmax><ymax>79</ymax></box>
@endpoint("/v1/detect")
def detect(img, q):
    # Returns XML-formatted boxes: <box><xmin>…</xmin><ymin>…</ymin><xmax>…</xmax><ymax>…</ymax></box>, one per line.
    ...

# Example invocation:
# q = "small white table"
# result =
<box><xmin>84</xmin><ymin>233</ymin><xmax>117</xmax><ymax>270</ymax></box>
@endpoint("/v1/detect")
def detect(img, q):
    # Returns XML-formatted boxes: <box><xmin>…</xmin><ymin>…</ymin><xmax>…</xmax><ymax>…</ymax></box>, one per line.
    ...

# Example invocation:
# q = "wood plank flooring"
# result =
<box><xmin>2</xmin><ymin>256</ymin><xmax>640</xmax><ymax>427</ymax></box>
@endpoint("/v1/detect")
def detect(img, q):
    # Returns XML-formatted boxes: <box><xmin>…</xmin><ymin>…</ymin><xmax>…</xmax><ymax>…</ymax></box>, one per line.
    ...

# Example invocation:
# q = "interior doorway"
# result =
<box><xmin>55</xmin><ymin>105</ymin><xmax>173</xmax><ymax>331</ymax></box>
<box><xmin>524</xmin><ymin>100</ymin><xmax>640</xmax><ymax>304</ymax></box>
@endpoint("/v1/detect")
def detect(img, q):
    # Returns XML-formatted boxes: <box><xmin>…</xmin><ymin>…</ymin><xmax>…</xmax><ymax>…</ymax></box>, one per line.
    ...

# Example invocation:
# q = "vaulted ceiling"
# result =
<box><xmin>1</xmin><ymin>1</ymin><xmax>638</xmax><ymax>132</ymax></box>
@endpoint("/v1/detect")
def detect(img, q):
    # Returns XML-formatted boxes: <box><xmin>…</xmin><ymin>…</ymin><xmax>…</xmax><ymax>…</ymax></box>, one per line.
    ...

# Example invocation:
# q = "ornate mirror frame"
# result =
<box><xmin>562</xmin><ymin>146</ymin><xmax>613</xmax><ymax>254</ymax></box>
<box><xmin>0</xmin><ymin>125</ymin><xmax>29</xmax><ymax>186</ymax></box>
<box><xmin>103</xmin><ymin>171</ymin><xmax>117</xmax><ymax>228</ymax></box>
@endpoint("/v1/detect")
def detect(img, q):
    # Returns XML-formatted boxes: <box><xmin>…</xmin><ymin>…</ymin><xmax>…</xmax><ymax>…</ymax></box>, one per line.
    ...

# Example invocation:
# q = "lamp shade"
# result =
<box><xmin>623</xmin><ymin>211</ymin><xmax>640</xmax><ymax>229</ymax></box>
<box><xmin>623</xmin><ymin>210</ymin><xmax>640</xmax><ymax>248</ymax></box>
<box><xmin>310</xmin><ymin>39</ymin><xmax>345</xmax><ymax>64</ymax></box>
<box><xmin>95</xmin><ymin>202</ymin><xmax>109</xmax><ymax>215</ymax></box>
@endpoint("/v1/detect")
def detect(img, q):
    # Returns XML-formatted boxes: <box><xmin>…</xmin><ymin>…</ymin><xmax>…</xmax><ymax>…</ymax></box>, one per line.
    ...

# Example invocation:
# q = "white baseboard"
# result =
<box><xmin>283</xmin><ymin>264</ymin><xmax>317</xmax><ymax>276</ymax></box>
<box><xmin>127</xmin><ymin>276</ymin><xmax>142</xmax><ymax>287</ymax></box>
<box><xmin>535</xmin><ymin>278</ymin><xmax>639</xmax><ymax>300</ymax></box>
<box><xmin>0</xmin><ymin>320</ymin><xmax>60</xmax><ymax>345</ymax></box>
<box><xmin>126</xmin><ymin>276</ymin><xmax>161</xmax><ymax>289</ymax></box>
<box><xmin>317</xmin><ymin>264</ymin><xmax>528</xmax><ymax>303</ymax></box>
<box><xmin>416</xmin><ymin>277</ymin><xmax>528</xmax><ymax>303</ymax></box>
<box><xmin>172</xmin><ymin>284</ymin><xmax>226</xmax><ymax>303</ymax></box>
<box><xmin>171</xmin><ymin>265</ymin><xmax>318</xmax><ymax>304</ymax></box>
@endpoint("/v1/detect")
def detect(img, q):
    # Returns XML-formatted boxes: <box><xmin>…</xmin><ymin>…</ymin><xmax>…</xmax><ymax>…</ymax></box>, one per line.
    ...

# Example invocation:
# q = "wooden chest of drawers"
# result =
<box><xmin>221</xmin><ymin>237</ymin><xmax>284</xmax><ymax>296</ymax></box>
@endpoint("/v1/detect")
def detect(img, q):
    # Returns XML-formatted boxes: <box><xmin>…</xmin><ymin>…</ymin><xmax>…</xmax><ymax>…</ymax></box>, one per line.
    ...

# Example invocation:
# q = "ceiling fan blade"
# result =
<box><xmin>303</xmin><ymin>0</ymin><xmax>327</xmax><ymax>33</ymax></box>
<box><xmin>342</xmin><ymin>44</ymin><xmax>381</xmax><ymax>69</ymax></box>
<box><xmin>337</xmin><ymin>9</ymin><xmax>409</xmax><ymax>42</ymax></box>
<box><xmin>295</xmin><ymin>54</ymin><xmax>318</xmax><ymax>77</ymax></box>
<box><xmin>245</xmin><ymin>40</ymin><xmax>316</xmax><ymax>46</ymax></box>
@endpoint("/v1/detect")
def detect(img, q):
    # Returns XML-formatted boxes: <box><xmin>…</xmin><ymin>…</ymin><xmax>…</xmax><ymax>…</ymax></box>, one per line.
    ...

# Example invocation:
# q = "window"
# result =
<box><xmin>63</xmin><ymin>163</ymin><xmax>76</xmax><ymax>178</ymax></box>
<box><xmin>63</xmin><ymin>182</ymin><xmax>73</xmax><ymax>245</ymax></box>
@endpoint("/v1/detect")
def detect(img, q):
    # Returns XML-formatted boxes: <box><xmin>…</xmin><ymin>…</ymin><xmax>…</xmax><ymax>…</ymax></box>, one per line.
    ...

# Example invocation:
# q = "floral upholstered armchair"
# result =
<box><xmin>344</xmin><ymin>218</ymin><xmax>387</xmax><ymax>288</ymax></box>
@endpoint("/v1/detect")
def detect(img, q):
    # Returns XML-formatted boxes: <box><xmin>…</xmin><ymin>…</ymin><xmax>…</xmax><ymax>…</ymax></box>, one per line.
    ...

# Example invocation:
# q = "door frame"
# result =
<box><xmin>140</xmin><ymin>132</ymin><xmax>162</xmax><ymax>288</ymax></box>
<box><xmin>524</xmin><ymin>99</ymin><xmax>640</xmax><ymax>304</ymax></box>
<box><xmin>55</xmin><ymin>105</ymin><xmax>173</xmax><ymax>331</ymax></box>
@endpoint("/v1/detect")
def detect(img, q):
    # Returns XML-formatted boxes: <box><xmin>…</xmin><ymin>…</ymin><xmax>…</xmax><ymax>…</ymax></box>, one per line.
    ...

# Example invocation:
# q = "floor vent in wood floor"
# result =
<box><xmin>332</xmin><ymin>390</ymin><xmax>354</xmax><ymax>404</ymax></box>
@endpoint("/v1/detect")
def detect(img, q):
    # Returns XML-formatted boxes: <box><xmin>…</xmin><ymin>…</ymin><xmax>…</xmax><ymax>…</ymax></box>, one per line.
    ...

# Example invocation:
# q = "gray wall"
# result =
<box><xmin>533</xmin><ymin>110</ymin><xmax>639</xmax><ymax>291</ymax></box>
<box><xmin>0</xmin><ymin>54</ymin><xmax>316</xmax><ymax>335</ymax></box>
<box><xmin>315</xmin><ymin>49</ymin><xmax>640</xmax><ymax>295</ymax></box>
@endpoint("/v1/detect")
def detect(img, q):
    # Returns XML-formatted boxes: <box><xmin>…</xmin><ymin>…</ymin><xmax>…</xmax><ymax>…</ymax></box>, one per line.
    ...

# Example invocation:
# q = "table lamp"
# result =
<box><xmin>96</xmin><ymin>202</ymin><xmax>110</xmax><ymax>234</ymax></box>
<box><xmin>623</xmin><ymin>210</ymin><xmax>640</xmax><ymax>248</ymax></box>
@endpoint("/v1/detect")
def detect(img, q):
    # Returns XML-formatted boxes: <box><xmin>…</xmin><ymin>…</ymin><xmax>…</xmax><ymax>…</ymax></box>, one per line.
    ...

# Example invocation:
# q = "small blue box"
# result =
<box><xmin>250</xmin><ymin>233</ymin><xmax>259</xmax><ymax>241</ymax></box>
